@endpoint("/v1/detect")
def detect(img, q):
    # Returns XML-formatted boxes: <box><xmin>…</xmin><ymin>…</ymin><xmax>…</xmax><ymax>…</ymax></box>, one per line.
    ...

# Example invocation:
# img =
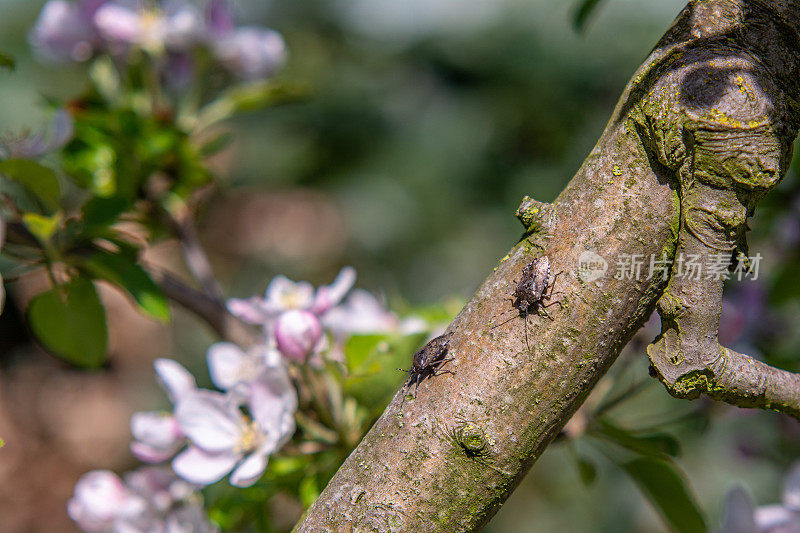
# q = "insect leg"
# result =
<box><xmin>541</xmin><ymin>299</ymin><xmax>564</xmax><ymax>310</ymax></box>
<box><xmin>539</xmin><ymin>307</ymin><xmax>555</xmax><ymax>321</ymax></box>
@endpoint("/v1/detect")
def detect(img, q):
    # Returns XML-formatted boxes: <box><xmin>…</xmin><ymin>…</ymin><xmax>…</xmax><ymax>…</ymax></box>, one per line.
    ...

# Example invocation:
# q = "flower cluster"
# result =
<box><xmin>30</xmin><ymin>0</ymin><xmax>286</xmax><ymax>80</ymax></box>
<box><xmin>70</xmin><ymin>268</ymin><xmax>417</xmax><ymax>531</ymax></box>
<box><xmin>68</xmin><ymin>467</ymin><xmax>217</xmax><ymax>532</ymax></box>
<box><xmin>227</xmin><ymin>266</ymin><xmax>422</xmax><ymax>362</ymax></box>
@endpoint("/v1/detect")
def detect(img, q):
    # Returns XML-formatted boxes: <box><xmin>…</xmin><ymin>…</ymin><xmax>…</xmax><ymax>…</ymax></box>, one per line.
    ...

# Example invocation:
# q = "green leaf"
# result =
<box><xmin>223</xmin><ymin>79</ymin><xmax>309</xmax><ymax>113</ymax></box>
<box><xmin>576</xmin><ymin>456</ymin><xmax>597</xmax><ymax>486</ymax></box>
<box><xmin>199</xmin><ymin>131</ymin><xmax>234</xmax><ymax>157</ymax></box>
<box><xmin>573</xmin><ymin>0</ymin><xmax>606</xmax><ymax>31</ymax></box>
<box><xmin>299</xmin><ymin>475</ymin><xmax>320</xmax><ymax>507</ymax></box>
<box><xmin>82</xmin><ymin>251</ymin><xmax>170</xmax><ymax>322</ymax></box>
<box><xmin>595</xmin><ymin>419</ymin><xmax>681</xmax><ymax>458</ymax></box>
<box><xmin>0</xmin><ymin>51</ymin><xmax>13</xmax><ymax>70</ymax></box>
<box><xmin>345</xmin><ymin>334</ymin><xmax>388</xmax><ymax>374</ymax></box>
<box><xmin>194</xmin><ymin>79</ymin><xmax>310</xmax><ymax>131</ymax></box>
<box><xmin>81</xmin><ymin>196</ymin><xmax>130</xmax><ymax>228</ymax></box>
<box><xmin>0</xmin><ymin>159</ymin><xmax>60</xmax><ymax>210</ymax></box>
<box><xmin>343</xmin><ymin>332</ymin><xmax>426</xmax><ymax>411</ymax></box>
<box><xmin>22</xmin><ymin>213</ymin><xmax>61</xmax><ymax>243</ymax></box>
<box><xmin>27</xmin><ymin>277</ymin><xmax>108</xmax><ymax>367</ymax></box>
<box><xmin>622</xmin><ymin>457</ymin><xmax>707</xmax><ymax>533</ymax></box>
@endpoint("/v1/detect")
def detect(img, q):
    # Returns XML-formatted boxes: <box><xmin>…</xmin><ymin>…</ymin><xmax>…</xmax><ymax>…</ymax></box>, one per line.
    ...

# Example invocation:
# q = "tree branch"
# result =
<box><xmin>707</xmin><ymin>347</ymin><xmax>800</xmax><ymax>417</ymax></box>
<box><xmin>293</xmin><ymin>1</ymin><xmax>800</xmax><ymax>530</ymax></box>
<box><xmin>147</xmin><ymin>266</ymin><xmax>260</xmax><ymax>347</ymax></box>
<box><xmin>165</xmin><ymin>204</ymin><xmax>224</xmax><ymax>300</ymax></box>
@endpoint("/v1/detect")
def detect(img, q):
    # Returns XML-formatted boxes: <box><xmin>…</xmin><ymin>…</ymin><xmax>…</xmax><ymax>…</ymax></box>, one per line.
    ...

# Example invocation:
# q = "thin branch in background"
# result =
<box><xmin>146</xmin><ymin>265</ymin><xmax>259</xmax><ymax>348</ymax></box>
<box><xmin>165</xmin><ymin>204</ymin><xmax>224</xmax><ymax>300</ymax></box>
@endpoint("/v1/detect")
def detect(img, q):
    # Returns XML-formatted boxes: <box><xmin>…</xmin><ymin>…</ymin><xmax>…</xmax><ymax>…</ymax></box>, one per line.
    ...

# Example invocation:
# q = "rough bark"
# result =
<box><xmin>294</xmin><ymin>1</ymin><xmax>800</xmax><ymax>531</ymax></box>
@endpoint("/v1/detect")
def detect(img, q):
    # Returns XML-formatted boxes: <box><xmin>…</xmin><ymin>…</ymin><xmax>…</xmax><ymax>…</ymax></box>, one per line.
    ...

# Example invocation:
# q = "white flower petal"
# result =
<box><xmin>131</xmin><ymin>412</ymin><xmax>182</xmax><ymax>449</ymax></box>
<box><xmin>720</xmin><ymin>486</ymin><xmax>757</xmax><ymax>533</ymax></box>
<box><xmin>154</xmin><ymin>359</ymin><xmax>197</xmax><ymax>404</ymax></box>
<box><xmin>172</xmin><ymin>446</ymin><xmax>240</xmax><ymax>486</ymax></box>
<box><xmin>93</xmin><ymin>3</ymin><xmax>145</xmax><ymax>44</ymax></box>
<box><xmin>784</xmin><ymin>463</ymin><xmax>800</xmax><ymax>511</ymax></box>
<box><xmin>207</xmin><ymin>342</ymin><xmax>246</xmax><ymax>390</ymax></box>
<box><xmin>322</xmin><ymin>289</ymin><xmax>397</xmax><ymax>335</ymax></box>
<box><xmin>165</xmin><ymin>503</ymin><xmax>218</xmax><ymax>533</ymax></box>
<box><xmin>68</xmin><ymin>470</ymin><xmax>133</xmax><ymax>531</ymax></box>
<box><xmin>754</xmin><ymin>504</ymin><xmax>797</xmax><ymax>531</ymax></box>
<box><xmin>175</xmin><ymin>392</ymin><xmax>240</xmax><ymax>452</ymax></box>
<box><xmin>131</xmin><ymin>442</ymin><xmax>177</xmax><ymax>464</ymax></box>
<box><xmin>312</xmin><ymin>266</ymin><xmax>356</xmax><ymax>314</ymax></box>
<box><xmin>213</xmin><ymin>27</ymin><xmax>286</xmax><ymax>80</ymax></box>
<box><xmin>230</xmin><ymin>451</ymin><xmax>268</xmax><ymax>488</ymax></box>
<box><xmin>265</xmin><ymin>276</ymin><xmax>314</xmax><ymax>310</ymax></box>
<box><xmin>248</xmin><ymin>368</ymin><xmax>297</xmax><ymax>434</ymax></box>
<box><xmin>226</xmin><ymin>297</ymin><xmax>272</xmax><ymax>325</ymax></box>
<box><xmin>255</xmin><ymin>344</ymin><xmax>282</xmax><ymax>369</ymax></box>
<box><xmin>48</xmin><ymin>110</ymin><xmax>74</xmax><ymax>151</ymax></box>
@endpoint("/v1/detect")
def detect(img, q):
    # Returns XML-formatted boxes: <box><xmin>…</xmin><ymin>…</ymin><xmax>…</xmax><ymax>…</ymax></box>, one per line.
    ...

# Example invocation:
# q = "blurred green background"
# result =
<box><xmin>4</xmin><ymin>0</ymin><xmax>800</xmax><ymax>531</ymax></box>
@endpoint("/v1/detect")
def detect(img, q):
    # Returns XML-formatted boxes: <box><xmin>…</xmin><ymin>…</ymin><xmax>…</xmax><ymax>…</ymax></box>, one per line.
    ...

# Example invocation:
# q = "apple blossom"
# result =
<box><xmin>130</xmin><ymin>411</ymin><xmax>184</xmax><ymax>464</ymax></box>
<box><xmin>29</xmin><ymin>0</ymin><xmax>102</xmax><ymax>62</ymax></box>
<box><xmin>93</xmin><ymin>0</ymin><xmax>202</xmax><ymax>53</ymax></box>
<box><xmin>206</xmin><ymin>341</ymin><xmax>281</xmax><ymax>392</ymax></box>
<box><xmin>322</xmin><ymin>289</ymin><xmax>401</xmax><ymax>336</ymax></box>
<box><xmin>172</xmin><ymin>367</ymin><xmax>296</xmax><ymax>487</ymax></box>
<box><xmin>227</xmin><ymin>266</ymin><xmax>356</xmax><ymax>328</ymax></box>
<box><xmin>129</xmin><ymin>359</ymin><xmax>196</xmax><ymax>463</ymax></box>
<box><xmin>68</xmin><ymin>467</ymin><xmax>216</xmax><ymax>532</ymax></box>
<box><xmin>212</xmin><ymin>27</ymin><xmax>287</xmax><ymax>80</ymax></box>
<box><xmin>68</xmin><ymin>470</ymin><xmax>145</xmax><ymax>532</ymax></box>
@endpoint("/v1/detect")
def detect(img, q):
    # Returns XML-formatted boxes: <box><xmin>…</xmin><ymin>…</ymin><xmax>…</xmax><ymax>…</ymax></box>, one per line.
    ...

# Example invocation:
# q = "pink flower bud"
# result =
<box><xmin>274</xmin><ymin>310</ymin><xmax>322</xmax><ymax>362</ymax></box>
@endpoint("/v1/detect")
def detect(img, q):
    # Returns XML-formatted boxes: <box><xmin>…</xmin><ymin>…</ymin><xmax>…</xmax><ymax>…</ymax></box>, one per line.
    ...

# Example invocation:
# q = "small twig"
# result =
<box><xmin>164</xmin><ymin>204</ymin><xmax>224</xmax><ymax>300</ymax></box>
<box><xmin>593</xmin><ymin>379</ymin><xmax>652</xmax><ymax>418</ymax></box>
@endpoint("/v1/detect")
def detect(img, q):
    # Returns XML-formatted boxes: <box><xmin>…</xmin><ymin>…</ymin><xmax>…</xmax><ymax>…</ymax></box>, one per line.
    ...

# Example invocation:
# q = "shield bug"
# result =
<box><xmin>398</xmin><ymin>333</ymin><xmax>454</xmax><ymax>405</ymax></box>
<box><xmin>492</xmin><ymin>256</ymin><xmax>564</xmax><ymax>349</ymax></box>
